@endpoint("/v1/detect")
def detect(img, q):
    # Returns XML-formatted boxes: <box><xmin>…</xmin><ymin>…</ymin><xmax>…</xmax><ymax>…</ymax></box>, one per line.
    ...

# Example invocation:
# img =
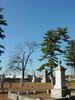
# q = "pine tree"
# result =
<box><xmin>0</xmin><ymin>8</ymin><xmax>7</xmax><ymax>57</ymax></box>
<box><xmin>65</xmin><ymin>40</ymin><xmax>75</xmax><ymax>75</ymax></box>
<box><xmin>38</xmin><ymin>27</ymin><xmax>69</xmax><ymax>86</ymax></box>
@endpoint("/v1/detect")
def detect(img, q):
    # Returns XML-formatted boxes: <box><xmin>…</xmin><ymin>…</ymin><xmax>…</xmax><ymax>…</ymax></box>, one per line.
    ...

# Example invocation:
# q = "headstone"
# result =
<box><xmin>26</xmin><ymin>91</ymin><xmax>29</xmax><ymax>94</ymax></box>
<box><xmin>51</xmin><ymin>60</ymin><xmax>69</xmax><ymax>99</ymax></box>
<box><xmin>32</xmin><ymin>70</ymin><xmax>35</xmax><ymax>82</ymax></box>
<box><xmin>41</xmin><ymin>69</ymin><xmax>47</xmax><ymax>83</ymax></box>
<box><xmin>33</xmin><ymin>90</ymin><xmax>36</xmax><ymax>94</ymax></box>
<box><xmin>68</xmin><ymin>75</ymin><xmax>71</xmax><ymax>82</ymax></box>
<box><xmin>47</xmin><ymin>89</ymin><xmax>50</xmax><ymax>94</ymax></box>
<box><xmin>17</xmin><ymin>91</ymin><xmax>19</xmax><ymax>100</ymax></box>
<box><xmin>20</xmin><ymin>78</ymin><xmax>23</xmax><ymax>87</ymax></box>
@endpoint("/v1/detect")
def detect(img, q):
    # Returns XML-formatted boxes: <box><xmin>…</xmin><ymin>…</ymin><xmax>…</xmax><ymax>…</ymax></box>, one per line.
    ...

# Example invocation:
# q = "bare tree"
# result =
<box><xmin>8</xmin><ymin>41</ymin><xmax>38</xmax><ymax>79</ymax></box>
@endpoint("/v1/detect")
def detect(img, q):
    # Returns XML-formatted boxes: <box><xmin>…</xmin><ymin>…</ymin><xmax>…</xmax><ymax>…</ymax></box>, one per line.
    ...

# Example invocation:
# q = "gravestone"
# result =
<box><xmin>20</xmin><ymin>77</ymin><xmax>23</xmax><ymax>87</ymax></box>
<box><xmin>32</xmin><ymin>70</ymin><xmax>35</xmax><ymax>82</ymax></box>
<box><xmin>41</xmin><ymin>69</ymin><xmax>47</xmax><ymax>83</ymax></box>
<box><xmin>20</xmin><ymin>77</ymin><xmax>24</xmax><ymax>87</ymax></box>
<box><xmin>51</xmin><ymin>60</ymin><xmax>69</xmax><ymax>99</ymax></box>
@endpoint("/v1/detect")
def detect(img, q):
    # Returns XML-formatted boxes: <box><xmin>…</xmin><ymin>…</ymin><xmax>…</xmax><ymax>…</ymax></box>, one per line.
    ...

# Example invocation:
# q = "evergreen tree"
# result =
<box><xmin>38</xmin><ymin>27</ymin><xmax>69</xmax><ymax>86</ymax></box>
<box><xmin>65</xmin><ymin>40</ymin><xmax>75</xmax><ymax>75</ymax></box>
<box><xmin>0</xmin><ymin>8</ymin><xmax>7</xmax><ymax>57</ymax></box>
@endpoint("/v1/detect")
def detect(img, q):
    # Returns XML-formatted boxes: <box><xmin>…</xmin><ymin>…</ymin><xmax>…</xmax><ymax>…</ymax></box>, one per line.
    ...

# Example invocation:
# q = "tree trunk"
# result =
<box><xmin>50</xmin><ymin>66</ymin><xmax>55</xmax><ymax>88</ymax></box>
<box><xmin>21</xmin><ymin>68</ymin><xmax>25</xmax><ymax>87</ymax></box>
<box><xmin>74</xmin><ymin>67</ymin><xmax>75</xmax><ymax>76</ymax></box>
<box><xmin>50</xmin><ymin>72</ymin><xmax>54</xmax><ymax>88</ymax></box>
<box><xmin>22</xmin><ymin>68</ymin><xmax>25</xmax><ymax>78</ymax></box>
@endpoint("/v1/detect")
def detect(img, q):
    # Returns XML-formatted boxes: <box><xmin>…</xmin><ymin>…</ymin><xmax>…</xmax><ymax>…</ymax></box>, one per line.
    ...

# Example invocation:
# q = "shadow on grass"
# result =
<box><xmin>70</xmin><ymin>96</ymin><xmax>75</xmax><ymax>100</ymax></box>
<box><xmin>0</xmin><ymin>91</ymin><xmax>8</xmax><ymax>94</ymax></box>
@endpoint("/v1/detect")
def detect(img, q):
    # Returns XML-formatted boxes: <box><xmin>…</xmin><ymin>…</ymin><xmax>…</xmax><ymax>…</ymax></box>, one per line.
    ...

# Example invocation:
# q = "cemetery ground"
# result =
<box><xmin>0</xmin><ymin>81</ymin><xmax>75</xmax><ymax>100</ymax></box>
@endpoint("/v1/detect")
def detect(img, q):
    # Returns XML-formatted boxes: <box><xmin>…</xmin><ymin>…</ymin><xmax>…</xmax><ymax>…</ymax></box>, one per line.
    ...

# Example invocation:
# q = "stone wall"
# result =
<box><xmin>8</xmin><ymin>91</ymin><xmax>41</xmax><ymax>100</ymax></box>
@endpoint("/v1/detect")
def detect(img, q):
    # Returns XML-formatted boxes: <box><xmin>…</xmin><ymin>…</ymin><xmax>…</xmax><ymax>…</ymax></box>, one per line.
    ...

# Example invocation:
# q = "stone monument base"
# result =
<box><xmin>51</xmin><ymin>88</ymin><xmax>70</xmax><ymax>99</ymax></box>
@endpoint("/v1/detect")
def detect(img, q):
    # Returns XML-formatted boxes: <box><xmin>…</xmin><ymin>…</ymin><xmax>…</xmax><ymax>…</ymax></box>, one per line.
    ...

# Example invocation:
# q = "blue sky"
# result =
<box><xmin>0</xmin><ymin>0</ymin><xmax>75</xmax><ymax>75</ymax></box>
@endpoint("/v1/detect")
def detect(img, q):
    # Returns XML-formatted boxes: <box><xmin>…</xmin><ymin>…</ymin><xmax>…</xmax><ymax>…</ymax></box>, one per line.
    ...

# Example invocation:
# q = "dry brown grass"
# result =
<box><xmin>0</xmin><ymin>81</ymin><xmax>75</xmax><ymax>100</ymax></box>
<box><xmin>0</xmin><ymin>82</ymin><xmax>52</xmax><ymax>100</ymax></box>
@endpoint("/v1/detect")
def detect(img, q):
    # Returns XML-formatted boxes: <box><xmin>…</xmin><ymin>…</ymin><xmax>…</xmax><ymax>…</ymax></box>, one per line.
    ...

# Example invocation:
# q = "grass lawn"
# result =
<box><xmin>0</xmin><ymin>82</ymin><xmax>52</xmax><ymax>100</ymax></box>
<box><xmin>0</xmin><ymin>81</ymin><xmax>75</xmax><ymax>100</ymax></box>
